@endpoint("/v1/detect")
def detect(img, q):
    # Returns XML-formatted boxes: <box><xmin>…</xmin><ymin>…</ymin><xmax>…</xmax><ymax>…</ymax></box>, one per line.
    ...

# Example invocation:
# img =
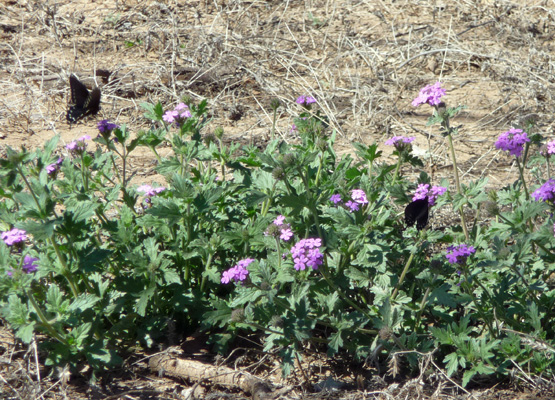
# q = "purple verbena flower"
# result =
<box><xmin>46</xmin><ymin>157</ymin><xmax>63</xmax><ymax>175</ymax></box>
<box><xmin>163</xmin><ymin>103</ymin><xmax>191</xmax><ymax>127</ymax></box>
<box><xmin>330</xmin><ymin>194</ymin><xmax>342</xmax><ymax>205</ymax></box>
<box><xmin>345</xmin><ymin>201</ymin><xmax>359</xmax><ymax>212</ymax></box>
<box><xmin>221</xmin><ymin>258</ymin><xmax>255</xmax><ymax>284</ymax></box>
<box><xmin>412</xmin><ymin>183</ymin><xmax>447</xmax><ymax>206</ymax></box>
<box><xmin>290</xmin><ymin>238</ymin><xmax>323</xmax><ymax>271</ymax></box>
<box><xmin>280</xmin><ymin>228</ymin><xmax>293</xmax><ymax>241</ymax></box>
<box><xmin>385</xmin><ymin>136</ymin><xmax>415</xmax><ymax>146</ymax></box>
<box><xmin>296</xmin><ymin>95</ymin><xmax>317</xmax><ymax>107</ymax></box>
<box><xmin>163</xmin><ymin>110</ymin><xmax>178</xmax><ymax>124</ymax></box>
<box><xmin>97</xmin><ymin>120</ymin><xmax>119</xmax><ymax>134</ymax></box>
<box><xmin>137</xmin><ymin>184</ymin><xmax>166</xmax><ymax>197</ymax></box>
<box><xmin>446</xmin><ymin>244</ymin><xmax>475</xmax><ymax>265</ymax></box>
<box><xmin>546</xmin><ymin>140</ymin><xmax>555</xmax><ymax>156</ymax></box>
<box><xmin>351</xmin><ymin>189</ymin><xmax>368</xmax><ymax>205</ymax></box>
<box><xmin>532</xmin><ymin>179</ymin><xmax>555</xmax><ymax>202</ymax></box>
<box><xmin>174</xmin><ymin>102</ymin><xmax>192</xmax><ymax>119</ymax></box>
<box><xmin>265</xmin><ymin>216</ymin><xmax>293</xmax><ymax>242</ymax></box>
<box><xmin>1</xmin><ymin>228</ymin><xmax>27</xmax><ymax>246</ymax></box>
<box><xmin>22</xmin><ymin>255</ymin><xmax>39</xmax><ymax>274</ymax></box>
<box><xmin>221</xmin><ymin>269</ymin><xmax>234</xmax><ymax>284</ymax></box>
<box><xmin>495</xmin><ymin>128</ymin><xmax>530</xmax><ymax>157</ymax></box>
<box><xmin>66</xmin><ymin>135</ymin><xmax>91</xmax><ymax>155</ymax></box>
<box><xmin>412</xmin><ymin>82</ymin><xmax>446</xmax><ymax>107</ymax></box>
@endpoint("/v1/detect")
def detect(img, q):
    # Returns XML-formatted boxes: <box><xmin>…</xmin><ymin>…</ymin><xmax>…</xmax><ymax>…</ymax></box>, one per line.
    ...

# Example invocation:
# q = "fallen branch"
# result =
<box><xmin>149</xmin><ymin>353</ymin><xmax>291</xmax><ymax>399</ymax></box>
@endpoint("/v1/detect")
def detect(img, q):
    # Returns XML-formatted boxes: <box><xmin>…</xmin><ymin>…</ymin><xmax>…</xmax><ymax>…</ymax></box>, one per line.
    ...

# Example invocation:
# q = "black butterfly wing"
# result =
<box><xmin>404</xmin><ymin>198</ymin><xmax>429</xmax><ymax>230</ymax></box>
<box><xmin>84</xmin><ymin>87</ymin><xmax>101</xmax><ymax>115</ymax></box>
<box><xmin>67</xmin><ymin>75</ymin><xmax>101</xmax><ymax>123</ymax></box>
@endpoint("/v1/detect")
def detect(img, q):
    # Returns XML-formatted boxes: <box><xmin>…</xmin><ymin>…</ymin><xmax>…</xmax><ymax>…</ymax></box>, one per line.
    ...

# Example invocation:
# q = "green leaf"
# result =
<box><xmin>444</xmin><ymin>352</ymin><xmax>460</xmax><ymax>376</ymax></box>
<box><xmin>16</xmin><ymin>323</ymin><xmax>36</xmax><ymax>343</ymax></box>
<box><xmin>68</xmin><ymin>294</ymin><xmax>100</xmax><ymax>313</ymax></box>
<box><xmin>46</xmin><ymin>284</ymin><xmax>69</xmax><ymax>314</ymax></box>
<box><xmin>16</xmin><ymin>219</ymin><xmax>56</xmax><ymax>241</ymax></box>
<box><xmin>163</xmin><ymin>268</ymin><xmax>181</xmax><ymax>285</ymax></box>
<box><xmin>69</xmin><ymin>322</ymin><xmax>92</xmax><ymax>348</ymax></box>
<box><xmin>79</xmin><ymin>248</ymin><xmax>113</xmax><ymax>273</ymax></box>
<box><xmin>136</xmin><ymin>285</ymin><xmax>155</xmax><ymax>317</ymax></box>
<box><xmin>141</xmin><ymin>101</ymin><xmax>164</xmax><ymax>121</ymax></box>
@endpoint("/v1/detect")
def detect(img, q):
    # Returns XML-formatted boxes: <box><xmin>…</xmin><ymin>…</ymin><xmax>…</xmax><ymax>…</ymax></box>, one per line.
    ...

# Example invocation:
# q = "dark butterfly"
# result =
<box><xmin>404</xmin><ymin>197</ymin><xmax>429</xmax><ymax>230</ymax></box>
<box><xmin>67</xmin><ymin>74</ymin><xmax>101</xmax><ymax>123</ymax></box>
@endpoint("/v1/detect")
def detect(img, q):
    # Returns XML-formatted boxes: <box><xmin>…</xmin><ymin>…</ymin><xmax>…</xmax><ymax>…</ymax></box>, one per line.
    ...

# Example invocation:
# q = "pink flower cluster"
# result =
<box><xmin>66</xmin><ymin>135</ymin><xmax>91</xmax><ymax>155</ymax></box>
<box><xmin>1</xmin><ymin>228</ymin><xmax>27</xmax><ymax>246</ymax></box>
<box><xmin>163</xmin><ymin>103</ymin><xmax>192</xmax><ymax>127</ymax></box>
<box><xmin>412</xmin><ymin>183</ymin><xmax>447</xmax><ymax>206</ymax></box>
<box><xmin>46</xmin><ymin>158</ymin><xmax>63</xmax><ymax>175</ymax></box>
<box><xmin>385</xmin><ymin>136</ymin><xmax>415</xmax><ymax>147</ymax></box>
<box><xmin>221</xmin><ymin>258</ymin><xmax>255</xmax><ymax>284</ymax></box>
<box><xmin>412</xmin><ymin>82</ymin><xmax>446</xmax><ymax>107</ymax></box>
<box><xmin>290</xmin><ymin>238</ymin><xmax>323</xmax><ymax>271</ymax></box>
<box><xmin>295</xmin><ymin>95</ymin><xmax>316</xmax><ymax>107</ymax></box>
<box><xmin>330</xmin><ymin>189</ymin><xmax>368</xmax><ymax>212</ymax></box>
<box><xmin>543</xmin><ymin>139</ymin><xmax>555</xmax><ymax>157</ymax></box>
<box><xmin>269</xmin><ymin>215</ymin><xmax>294</xmax><ymax>241</ymax></box>
<box><xmin>137</xmin><ymin>184</ymin><xmax>166</xmax><ymax>197</ymax></box>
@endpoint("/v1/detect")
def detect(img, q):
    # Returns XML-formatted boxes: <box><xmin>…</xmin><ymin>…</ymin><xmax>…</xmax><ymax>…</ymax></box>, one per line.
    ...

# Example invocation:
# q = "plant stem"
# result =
<box><xmin>25</xmin><ymin>289</ymin><xmax>68</xmax><ymax>344</ymax></box>
<box><xmin>392</xmin><ymin>252</ymin><xmax>414</xmax><ymax>301</ymax></box>
<box><xmin>446</xmin><ymin>133</ymin><xmax>469</xmax><ymax>241</ymax></box>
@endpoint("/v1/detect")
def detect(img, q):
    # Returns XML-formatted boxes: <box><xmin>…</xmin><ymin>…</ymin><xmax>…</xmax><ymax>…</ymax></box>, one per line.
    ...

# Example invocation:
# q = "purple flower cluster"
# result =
<box><xmin>330</xmin><ymin>189</ymin><xmax>368</xmax><ymax>212</ymax></box>
<box><xmin>290</xmin><ymin>238</ymin><xmax>323</xmax><ymax>271</ymax></box>
<box><xmin>137</xmin><ymin>184</ymin><xmax>166</xmax><ymax>197</ymax></box>
<box><xmin>330</xmin><ymin>194</ymin><xmax>342</xmax><ymax>205</ymax></box>
<box><xmin>531</xmin><ymin>179</ymin><xmax>555</xmax><ymax>202</ymax></box>
<box><xmin>274</xmin><ymin>215</ymin><xmax>294</xmax><ymax>241</ymax></box>
<box><xmin>221</xmin><ymin>258</ymin><xmax>254</xmax><ymax>284</ymax></box>
<box><xmin>412</xmin><ymin>82</ymin><xmax>446</xmax><ymax>107</ymax></box>
<box><xmin>66</xmin><ymin>135</ymin><xmax>91</xmax><ymax>155</ymax></box>
<box><xmin>546</xmin><ymin>140</ymin><xmax>555</xmax><ymax>156</ymax></box>
<box><xmin>1</xmin><ymin>228</ymin><xmax>27</xmax><ymax>246</ymax></box>
<box><xmin>97</xmin><ymin>119</ymin><xmax>119</xmax><ymax>134</ymax></box>
<box><xmin>163</xmin><ymin>103</ymin><xmax>192</xmax><ymax>127</ymax></box>
<box><xmin>296</xmin><ymin>95</ymin><xmax>316</xmax><ymax>107</ymax></box>
<box><xmin>7</xmin><ymin>255</ymin><xmax>39</xmax><ymax>277</ymax></box>
<box><xmin>385</xmin><ymin>136</ymin><xmax>415</xmax><ymax>147</ymax></box>
<box><xmin>445</xmin><ymin>244</ymin><xmax>475</xmax><ymax>265</ymax></box>
<box><xmin>412</xmin><ymin>183</ymin><xmax>447</xmax><ymax>206</ymax></box>
<box><xmin>22</xmin><ymin>255</ymin><xmax>38</xmax><ymax>273</ymax></box>
<box><xmin>495</xmin><ymin>128</ymin><xmax>530</xmax><ymax>157</ymax></box>
<box><xmin>46</xmin><ymin>157</ymin><xmax>63</xmax><ymax>175</ymax></box>
<box><xmin>346</xmin><ymin>189</ymin><xmax>368</xmax><ymax>212</ymax></box>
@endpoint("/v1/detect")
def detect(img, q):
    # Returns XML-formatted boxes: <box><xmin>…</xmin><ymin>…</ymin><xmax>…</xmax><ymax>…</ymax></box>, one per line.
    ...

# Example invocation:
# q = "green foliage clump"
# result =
<box><xmin>1</xmin><ymin>90</ymin><xmax>554</xmax><ymax>387</ymax></box>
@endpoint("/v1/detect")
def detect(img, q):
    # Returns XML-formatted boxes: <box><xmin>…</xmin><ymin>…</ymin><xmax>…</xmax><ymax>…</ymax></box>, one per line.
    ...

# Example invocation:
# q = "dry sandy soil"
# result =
<box><xmin>2</xmin><ymin>0</ymin><xmax>555</xmax><ymax>398</ymax></box>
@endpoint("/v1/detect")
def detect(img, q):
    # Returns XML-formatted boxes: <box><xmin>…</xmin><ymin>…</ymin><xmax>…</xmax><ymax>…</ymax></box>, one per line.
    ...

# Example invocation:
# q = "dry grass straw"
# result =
<box><xmin>2</xmin><ymin>1</ymin><xmax>555</xmax><ymax>186</ymax></box>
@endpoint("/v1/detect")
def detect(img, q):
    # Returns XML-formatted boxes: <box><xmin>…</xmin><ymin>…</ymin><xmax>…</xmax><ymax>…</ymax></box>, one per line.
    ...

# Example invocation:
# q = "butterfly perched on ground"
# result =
<box><xmin>404</xmin><ymin>197</ymin><xmax>429</xmax><ymax>230</ymax></box>
<box><xmin>66</xmin><ymin>74</ymin><xmax>101</xmax><ymax>123</ymax></box>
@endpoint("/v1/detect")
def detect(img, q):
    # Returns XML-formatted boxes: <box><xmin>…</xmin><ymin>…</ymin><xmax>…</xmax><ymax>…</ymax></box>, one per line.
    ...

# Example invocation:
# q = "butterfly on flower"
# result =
<box><xmin>404</xmin><ymin>197</ymin><xmax>429</xmax><ymax>230</ymax></box>
<box><xmin>66</xmin><ymin>74</ymin><xmax>101</xmax><ymax>123</ymax></box>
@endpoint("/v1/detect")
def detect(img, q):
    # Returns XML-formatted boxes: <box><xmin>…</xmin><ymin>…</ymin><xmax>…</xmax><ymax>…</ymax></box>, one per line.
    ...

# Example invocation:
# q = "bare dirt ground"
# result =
<box><xmin>2</xmin><ymin>0</ymin><xmax>555</xmax><ymax>398</ymax></box>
